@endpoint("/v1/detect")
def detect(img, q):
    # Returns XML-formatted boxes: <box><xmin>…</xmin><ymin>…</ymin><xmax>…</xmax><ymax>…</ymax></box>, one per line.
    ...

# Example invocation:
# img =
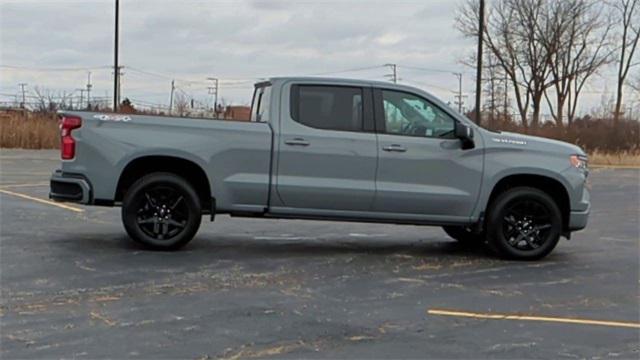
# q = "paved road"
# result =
<box><xmin>1</xmin><ymin>149</ymin><xmax>638</xmax><ymax>359</ymax></box>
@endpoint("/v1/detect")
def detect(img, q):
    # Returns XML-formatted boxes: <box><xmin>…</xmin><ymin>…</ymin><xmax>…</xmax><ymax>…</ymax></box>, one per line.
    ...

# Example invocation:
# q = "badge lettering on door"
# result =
<box><xmin>492</xmin><ymin>137</ymin><xmax>527</xmax><ymax>145</ymax></box>
<box><xmin>93</xmin><ymin>114</ymin><xmax>132</xmax><ymax>122</ymax></box>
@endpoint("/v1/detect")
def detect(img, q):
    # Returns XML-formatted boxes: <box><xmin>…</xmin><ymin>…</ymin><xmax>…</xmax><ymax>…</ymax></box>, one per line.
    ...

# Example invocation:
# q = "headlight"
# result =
<box><xmin>570</xmin><ymin>154</ymin><xmax>588</xmax><ymax>169</ymax></box>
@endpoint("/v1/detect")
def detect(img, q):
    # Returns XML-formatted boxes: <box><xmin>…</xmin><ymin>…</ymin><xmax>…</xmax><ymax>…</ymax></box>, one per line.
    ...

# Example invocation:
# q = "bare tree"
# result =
<box><xmin>630</xmin><ymin>73</ymin><xmax>640</xmax><ymax>91</ymax></box>
<box><xmin>173</xmin><ymin>93</ymin><xmax>190</xmax><ymax>116</ymax></box>
<box><xmin>481</xmin><ymin>50</ymin><xmax>510</xmax><ymax>127</ymax></box>
<box><xmin>611</xmin><ymin>0</ymin><xmax>640</xmax><ymax>124</ymax></box>
<box><xmin>32</xmin><ymin>87</ymin><xmax>72</xmax><ymax>112</ymax></box>
<box><xmin>32</xmin><ymin>87</ymin><xmax>50</xmax><ymax>112</ymax></box>
<box><xmin>542</xmin><ymin>0</ymin><xmax>613</xmax><ymax>127</ymax></box>
<box><xmin>458</xmin><ymin>0</ymin><xmax>557</xmax><ymax>128</ymax></box>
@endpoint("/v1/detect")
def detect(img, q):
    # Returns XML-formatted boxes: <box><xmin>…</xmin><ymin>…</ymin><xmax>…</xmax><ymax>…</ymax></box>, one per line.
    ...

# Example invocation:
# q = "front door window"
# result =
<box><xmin>382</xmin><ymin>90</ymin><xmax>456</xmax><ymax>138</ymax></box>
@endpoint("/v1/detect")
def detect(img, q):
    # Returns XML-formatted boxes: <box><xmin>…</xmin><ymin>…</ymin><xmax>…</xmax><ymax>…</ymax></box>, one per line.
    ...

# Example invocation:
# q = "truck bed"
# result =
<box><xmin>57</xmin><ymin>111</ymin><xmax>274</xmax><ymax>212</ymax></box>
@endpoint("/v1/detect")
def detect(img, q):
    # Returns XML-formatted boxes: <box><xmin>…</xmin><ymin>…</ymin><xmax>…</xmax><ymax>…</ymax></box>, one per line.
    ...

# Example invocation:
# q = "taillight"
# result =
<box><xmin>59</xmin><ymin>115</ymin><xmax>82</xmax><ymax>160</ymax></box>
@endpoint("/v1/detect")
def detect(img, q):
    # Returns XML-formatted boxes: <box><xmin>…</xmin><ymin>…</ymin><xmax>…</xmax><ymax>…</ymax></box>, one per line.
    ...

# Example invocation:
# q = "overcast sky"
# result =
<box><xmin>0</xmin><ymin>0</ymin><xmax>629</xmax><ymax>114</ymax></box>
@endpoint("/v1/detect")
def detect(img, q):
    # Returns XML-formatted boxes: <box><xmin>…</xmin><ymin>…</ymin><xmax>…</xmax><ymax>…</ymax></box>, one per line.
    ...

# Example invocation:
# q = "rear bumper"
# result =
<box><xmin>49</xmin><ymin>170</ymin><xmax>92</xmax><ymax>204</ymax></box>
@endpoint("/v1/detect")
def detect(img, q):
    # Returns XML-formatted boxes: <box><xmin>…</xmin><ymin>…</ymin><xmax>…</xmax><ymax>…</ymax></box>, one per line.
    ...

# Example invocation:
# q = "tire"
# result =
<box><xmin>486</xmin><ymin>187</ymin><xmax>562</xmax><ymax>260</ymax></box>
<box><xmin>442</xmin><ymin>226</ymin><xmax>485</xmax><ymax>245</ymax></box>
<box><xmin>122</xmin><ymin>172</ymin><xmax>202</xmax><ymax>250</ymax></box>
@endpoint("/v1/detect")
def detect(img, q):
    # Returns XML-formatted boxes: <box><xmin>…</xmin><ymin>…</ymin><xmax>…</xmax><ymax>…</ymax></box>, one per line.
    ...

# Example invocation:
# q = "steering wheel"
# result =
<box><xmin>400</xmin><ymin>121</ymin><xmax>414</xmax><ymax>135</ymax></box>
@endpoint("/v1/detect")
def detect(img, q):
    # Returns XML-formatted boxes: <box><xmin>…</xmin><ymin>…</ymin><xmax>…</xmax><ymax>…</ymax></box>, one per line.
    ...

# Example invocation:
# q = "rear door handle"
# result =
<box><xmin>382</xmin><ymin>144</ymin><xmax>407</xmax><ymax>152</ymax></box>
<box><xmin>284</xmin><ymin>138</ymin><xmax>310</xmax><ymax>146</ymax></box>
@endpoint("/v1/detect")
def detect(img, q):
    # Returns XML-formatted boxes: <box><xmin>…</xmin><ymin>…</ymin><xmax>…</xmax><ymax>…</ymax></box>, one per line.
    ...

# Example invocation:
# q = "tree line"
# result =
<box><xmin>457</xmin><ymin>0</ymin><xmax>639</xmax><ymax>128</ymax></box>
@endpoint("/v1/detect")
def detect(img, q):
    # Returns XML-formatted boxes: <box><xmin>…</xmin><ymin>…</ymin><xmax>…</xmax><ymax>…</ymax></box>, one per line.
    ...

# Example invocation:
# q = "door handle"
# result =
<box><xmin>382</xmin><ymin>144</ymin><xmax>407</xmax><ymax>152</ymax></box>
<box><xmin>284</xmin><ymin>138</ymin><xmax>310</xmax><ymax>146</ymax></box>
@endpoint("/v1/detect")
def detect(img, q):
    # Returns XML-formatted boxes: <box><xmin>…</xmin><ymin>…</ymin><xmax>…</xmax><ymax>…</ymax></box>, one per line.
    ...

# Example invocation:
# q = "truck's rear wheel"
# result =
<box><xmin>442</xmin><ymin>226</ymin><xmax>484</xmax><ymax>245</ymax></box>
<box><xmin>486</xmin><ymin>187</ymin><xmax>562</xmax><ymax>260</ymax></box>
<box><xmin>122</xmin><ymin>172</ymin><xmax>201</xmax><ymax>250</ymax></box>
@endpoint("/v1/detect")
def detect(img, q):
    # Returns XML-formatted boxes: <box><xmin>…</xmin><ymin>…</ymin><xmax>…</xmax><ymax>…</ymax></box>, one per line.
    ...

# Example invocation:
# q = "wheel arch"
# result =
<box><xmin>115</xmin><ymin>155</ymin><xmax>212</xmax><ymax>211</ymax></box>
<box><xmin>485</xmin><ymin>174</ymin><xmax>571</xmax><ymax>231</ymax></box>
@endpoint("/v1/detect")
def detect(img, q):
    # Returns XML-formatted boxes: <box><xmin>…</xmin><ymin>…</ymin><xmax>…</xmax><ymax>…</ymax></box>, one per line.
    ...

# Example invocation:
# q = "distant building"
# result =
<box><xmin>224</xmin><ymin>106</ymin><xmax>251</xmax><ymax>121</ymax></box>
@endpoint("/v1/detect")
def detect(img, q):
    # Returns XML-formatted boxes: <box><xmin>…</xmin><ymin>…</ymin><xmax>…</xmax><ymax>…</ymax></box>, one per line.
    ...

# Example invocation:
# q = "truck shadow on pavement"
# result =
<box><xmin>58</xmin><ymin>232</ymin><xmax>494</xmax><ymax>261</ymax></box>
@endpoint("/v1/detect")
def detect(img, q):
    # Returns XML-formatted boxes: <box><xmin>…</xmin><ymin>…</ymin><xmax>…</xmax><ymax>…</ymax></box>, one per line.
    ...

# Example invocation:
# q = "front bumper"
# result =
<box><xmin>568</xmin><ymin>203</ymin><xmax>590</xmax><ymax>231</ymax></box>
<box><xmin>49</xmin><ymin>170</ymin><xmax>92</xmax><ymax>204</ymax></box>
<box><xmin>569</xmin><ymin>179</ymin><xmax>590</xmax><ymax>232</ymax></box>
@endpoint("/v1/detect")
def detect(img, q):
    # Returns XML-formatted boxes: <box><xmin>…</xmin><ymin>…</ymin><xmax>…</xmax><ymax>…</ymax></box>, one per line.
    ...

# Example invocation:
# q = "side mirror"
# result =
<box><xmin>454</xmin><ymin>122</ymin><xmax>475</xmax><ymax>149</ymax></box>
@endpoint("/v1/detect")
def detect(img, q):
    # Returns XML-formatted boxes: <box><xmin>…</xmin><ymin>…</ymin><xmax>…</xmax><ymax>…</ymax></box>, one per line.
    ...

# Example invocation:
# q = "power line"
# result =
<box><xmin>384</xmin><ymin>63</ymin><xmax>398</xmax><ymax>83</ymax></box>
<box><xmin>396</xmin><ymin>64</ymin><xmax>466</xmax><ymax>111</ymax></box>
<box><xmin>0</xmin><ymin>65</ymin><xmax>110</xmax><ymax>72</ymax></box>
<box><xmin>402</xmin><ymin>79</ymin><xmax>456</xmax><ymax>93</ymax></box>
<box><xmin>397</xmin><ymin>64</ymin><xmax>470</xmax><ymax>75</ymax></box>
<box><xmin>307</xmin><ymin>65</ymin><xmax>386</xmax><ymax>76</ymax></box>
<box><xmin>126</xmin><ymin>67</ymin><xmax>213</xmax><ymax>85</ymax></box>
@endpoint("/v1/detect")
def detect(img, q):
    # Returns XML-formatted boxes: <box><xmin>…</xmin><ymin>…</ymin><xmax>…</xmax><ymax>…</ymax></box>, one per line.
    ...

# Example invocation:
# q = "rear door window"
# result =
<box><xmin>291</xmin><ymin>85</ymin><xmax>363</xmax><ymax>131</ymax></box>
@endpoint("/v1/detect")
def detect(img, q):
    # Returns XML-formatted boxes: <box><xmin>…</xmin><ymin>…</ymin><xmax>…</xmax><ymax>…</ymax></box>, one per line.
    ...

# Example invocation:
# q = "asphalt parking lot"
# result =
<box><xmin>1</xmin><ymin>149</ymin><xmax>638</xmax><ymax>359</ymax></box>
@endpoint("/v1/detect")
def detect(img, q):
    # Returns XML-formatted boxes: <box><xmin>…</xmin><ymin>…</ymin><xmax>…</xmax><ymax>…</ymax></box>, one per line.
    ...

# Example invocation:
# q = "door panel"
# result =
<box><xmin>373</xmin><ymin>89</ymin><xmax>483</xmax><ymax>218</ymax></box>
<box><xmin>276</xmin><ymin>84</ymin><xmax>377</xmax><ymax>211</ymax></box>
<box><xmin>375</xmin><ymin>134</ymin><xmax>482</xmax><ymax>216</ymax></box>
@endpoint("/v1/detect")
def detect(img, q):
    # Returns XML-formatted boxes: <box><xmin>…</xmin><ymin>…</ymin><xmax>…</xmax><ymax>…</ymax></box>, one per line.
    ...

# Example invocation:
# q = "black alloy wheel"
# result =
<box><xmin>136</xmin><ymin>185</ymin><xmax>189</xmax><ymax>240</ymax></box>
<box><xmin>122</xmin><ymin>172</ymin><xmax>202</xmax><ymax>250</ymax></box>
<box><xmin>502</xmin><ymin>199</ymin><xmax>553</xmax><ymax>251</ymax></box>
<box><xmin>486</xmin><ymin>187</ymin><xmax>562</xmax><ymax>260</ymax></box>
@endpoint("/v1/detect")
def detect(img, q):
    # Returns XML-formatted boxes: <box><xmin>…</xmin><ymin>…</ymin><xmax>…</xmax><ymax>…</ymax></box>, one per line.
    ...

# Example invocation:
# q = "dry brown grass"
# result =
<box><xmin>588</xmin><ymin>150</ymin><xmax>640</xmax><ymax>167</ymax></box>
<box><xmin>1</xmin><ymin>110</ymin><xmax>639</xmax><ymax>167</ymax></box>
<box><xmin>0</xmin><ymin>111</ymin><xmax>59</xmax><ymax>149</ymax></box>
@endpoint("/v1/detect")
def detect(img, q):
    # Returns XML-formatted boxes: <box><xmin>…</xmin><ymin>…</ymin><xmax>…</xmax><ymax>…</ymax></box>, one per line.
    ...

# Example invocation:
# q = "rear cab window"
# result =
<box><xmin>290</xmin><ymin>85</ymin><xmax>364</xmax><ymax>132</ymax></box>
<box><xmin>251</xmin><ymin>83</ymin><xmax>271</xmax><ymax>123</ymax></box>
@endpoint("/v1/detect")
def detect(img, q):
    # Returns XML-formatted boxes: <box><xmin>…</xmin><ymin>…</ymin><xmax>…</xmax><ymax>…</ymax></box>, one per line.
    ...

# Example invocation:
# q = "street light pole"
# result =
<box><xmin>113</xmin><ymin>0</ymin><xmax>120</xmax><ymax>112</ymax></box>
<box><xmin>453</xmin><ymin>72</ymin><xmax>463</xmax><ymax>113</ymax></box>
<box><xmin>86</xmin><ymin>71</ymin><xmax>92</xmax><ymax>109</ymax></box>
<box><xmin>18</xmin><ymin>83</ymin><xmax>27</xmax><ymax>108</ymax></box>
<box><xmin>169</xmin><ymin>80</ymin><xmax>175</xmax><ymax>115</ymax></box>
<box><xmin>384</xmin><ymin>63</ymin><xmax>398</xmax><ymax>83</ymax></box>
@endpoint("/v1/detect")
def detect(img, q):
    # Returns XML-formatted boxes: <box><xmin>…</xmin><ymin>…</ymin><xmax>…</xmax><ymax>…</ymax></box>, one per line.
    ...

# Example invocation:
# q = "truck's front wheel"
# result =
<box><xmin>486</xmin><ymin>187</ymin><xmax>562</xmax><ymax>260</ymax></box>
<box><xmin>122</xmin><ymin>172</ymin><xmax>201</xmax><ymax>250</ymax></box>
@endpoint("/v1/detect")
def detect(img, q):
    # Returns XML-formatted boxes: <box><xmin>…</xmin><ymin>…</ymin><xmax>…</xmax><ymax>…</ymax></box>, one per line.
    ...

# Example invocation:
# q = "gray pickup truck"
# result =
<box><xmin>50</xmin><ymin>77</ymin><xmax>590</xmax><ymax>260</ymax></box>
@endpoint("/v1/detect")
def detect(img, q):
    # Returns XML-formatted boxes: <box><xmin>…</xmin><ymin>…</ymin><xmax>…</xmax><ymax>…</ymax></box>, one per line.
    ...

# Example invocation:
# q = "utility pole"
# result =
<box><xmin>117</xmin><ymin>66</ymin><xmax>123</xmax><ymax>105</ymax></box>
<box><xmin>385</xmin><ymin>64</ymin><xmax>398</xmax><ymax>83</ymax></box>
<box><xmin>76</xmin><ymin>89</ymin><xmax>86</xmax><ymax>109</ymax></box>
<box><xmin>207</xmin><ymin>77</ymin><xmax>219</xmax><ymax>115</ymax></box>
<box><xmin>169</xmin><ymin>80</ymin><xmax>175</xmax><ymax>115</ymax></box>
<box><xmin>113</xmin><ymin>0</ymin><xmax>120</xmax><ymax>112</ymax></box>
<box><xmin>86</xmin><ymin>71</ymin><xmax>92</xmax><ymax>109</ymax></box>
<box><xmin>18</xmin><ymin>83</ymin><xmax>27</xmax><ymax>108</ymax></box>
<box><xmin>453</xmin><ymin>72</ymin><xmax>464</xmax><ymax>113</ymax></box>
<box><xmin>474</xmin><ymin>0</ymin><xmax>485</xmax><ymax>125</ymax></box>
